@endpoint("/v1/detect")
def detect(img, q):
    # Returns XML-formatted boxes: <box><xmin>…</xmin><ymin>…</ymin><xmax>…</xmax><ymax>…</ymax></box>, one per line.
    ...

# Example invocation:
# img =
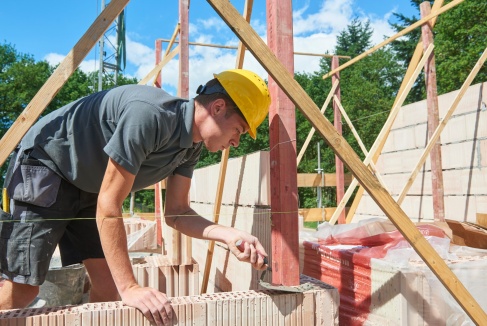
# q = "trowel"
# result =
<box><xmin>235</xmin><ymin>240</ymin><xmax>313</xmax><ymax>293</ymax></box>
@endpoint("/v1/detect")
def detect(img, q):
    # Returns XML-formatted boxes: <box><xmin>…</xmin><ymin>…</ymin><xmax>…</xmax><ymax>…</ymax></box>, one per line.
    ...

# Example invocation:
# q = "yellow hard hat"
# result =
<box><xmin>214</xmin><ymin>69</ymin><xmax>271</xmax><ymax>139</ymax></box>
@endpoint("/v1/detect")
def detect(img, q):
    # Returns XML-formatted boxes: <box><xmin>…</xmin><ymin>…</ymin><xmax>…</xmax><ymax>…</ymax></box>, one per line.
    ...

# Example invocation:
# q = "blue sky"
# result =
<box><xmin>0</xmin><ymin>0</ymin><xmax>418</xmax><ymax>95</ymax></box>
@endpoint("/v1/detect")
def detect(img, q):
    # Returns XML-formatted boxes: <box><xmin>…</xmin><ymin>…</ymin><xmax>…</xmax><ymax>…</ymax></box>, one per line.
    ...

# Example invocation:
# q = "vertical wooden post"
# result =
<box><xmin>267</xmin><ymin>0</ymin><xmax>299</xmax><ymax>286</ymax></box>
<box><xmin>178</xmin><ymin>0</ymin><xmax>190</xmax><ymax>98</ymax></box>
<box><xmin>421</xmin><ymin>1</ymin><xmax>445</xmax><ymax>222</ymax></box>
<box><xmin>332</xmin><ymin>56</ymin><xmax>345</xmax><ymax>224</ymax></box>
<box><xmin>178</xmin><ymin>0</ymin><xmax>192</xmax><ymax>265</ymax></box>
<box><xmin>153</xmin><ymin>40</ymin><xmax>164</xmax><ymax>248</ymax></box>
<box><xmin>154</xmin><ymin>40</ymin><xmax>163</xmax><ymax>88</ymax></box>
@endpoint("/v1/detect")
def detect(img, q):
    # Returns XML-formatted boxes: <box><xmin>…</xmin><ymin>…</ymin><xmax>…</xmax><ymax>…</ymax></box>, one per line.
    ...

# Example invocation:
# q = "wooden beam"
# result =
<box><xmin>296</xmin><ymin>80</ymin><xmax>339</xmax><ymax>166</ymax></box>
<box><xmin>332</xmin><ymin>56</ymin><xmax>345</xmax><ymax>224</ymax></box>
<box><xmin>328</xmin><ymin>44</ymin><xmax>434</xmax><ymax>226</ymax></box>
<box><xmin>322</xmin><ymin>0</ymin><xmax>464</xmax><ymax>80</ymax></box>
<box><xmin>179</xmin><ymin>0</ymin><xmax>191</xmax><ymax>266</ymax></box>
<box><xmin>206</xmin><ymin>0</ymin><xmax>487</xmax><ymax>322</ymax></box>
<box><xmin>157</xmin><ymin>38</ymin><xmax>350</xmax><ymax>59</ymax></box>
<box><xmin>138</xmin><ymin>45</ymin><xmax>179</xmax><ymax>86</ymax></box>
<box><xmin>153</xmin><ymin>23</ymin><xmax>180</xmax><ymax>87</ymax></box>
<box><xmin>347</xmin><ymin>0</ymin><xmax>446</xmax><ymax>223</ymax></box>
<box><xmin>299</xmin><ymin>207</ymin><xmax>346</xmax><ymax>222</ymax></box>
<box><xmin>296</xmin><ymin>173</ymin><xmax>352</xmax><ymax>188</ymax></box>
<box><xmin>0</xmin><ymin>0</ymin><xmax>130</xmax><ymax>167</ymax></box>
<box><xmin>154</xmin><ymin>40</ymin><xmax>163</xmax><ymax>88</ymax></box>
<box><xmin>396</xmin><ymin>47</ymin><xmax>487</xmax><ymax>205</ymax></box>
<box><xmin>200</xmin><ymin>0</ymin><xmax>253</xmax><ymax>295</ymax></box>
<box><xmin>267</xmin><ymin>0</ymin><xmax>300</xmax><ymax>287</ymax></box>
<box><xmin>420</xmin><ymin>2</ymin><xmax>445</xmax><ymax>222</ymax></box>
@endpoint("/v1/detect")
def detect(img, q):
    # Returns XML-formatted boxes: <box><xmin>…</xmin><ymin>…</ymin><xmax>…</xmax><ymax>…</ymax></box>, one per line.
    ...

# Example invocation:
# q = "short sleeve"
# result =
<box><xmin>173</xmin><ymin>142</ymin><xmax>203</xmax><ymax>178</ymax></box>
<box><xmin>104</xmin><ymin>103</ymin><xmax>171</xmax><ymax>175</ymax></box>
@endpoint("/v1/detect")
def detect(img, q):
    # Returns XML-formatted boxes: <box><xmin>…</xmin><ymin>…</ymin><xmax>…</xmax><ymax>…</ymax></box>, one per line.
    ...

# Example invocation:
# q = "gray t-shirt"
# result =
<box><xmin>21</xmin><ymin>84</ymin><xmax>203</xmax><ymax>193</ymax></box>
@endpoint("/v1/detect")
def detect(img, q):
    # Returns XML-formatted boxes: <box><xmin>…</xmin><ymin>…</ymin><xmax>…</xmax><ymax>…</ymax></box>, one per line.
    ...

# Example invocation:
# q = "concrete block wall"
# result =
<box><xmin>0</xmin><ymin>277</ymin><xmax>339</xmax><ymax>325</ymax></box>
<box><xmin>356</xmin><ymin>82</ymin><xmax>487</xmax><ymax>222</ymax></box>
<box><xmin>190</xmin><ymin>151</ymin><xmax>271</xmax><ymax>206</ymax></box>
<box><xmin>190</xmin><ymin>151</ymin><xmax>273</xmax><ymax>293</ymax></box>
<box><xmin>131</xmin><ymin>255</ymin><xmax>200</xmax><ymax>297</ymax></box>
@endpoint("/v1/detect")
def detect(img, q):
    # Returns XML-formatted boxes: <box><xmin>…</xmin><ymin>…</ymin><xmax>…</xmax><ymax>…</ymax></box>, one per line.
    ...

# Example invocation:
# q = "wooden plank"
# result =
<box><xmin>0</xmin><ymin>0</ymin><xmax>130</xmax><ymax>167</ymax></box>
<box><xmin>200</xmin><ymin>0</ymin><xmax>253</xmax><ymax>295</ymax></box>
<box><xmin>321</xmin><ymin>0</ymin><xmax>464</xmax><ymax>79</ymax></box>
<box><xmin>477</xmin><ymin>213</ymin><xmax>487</xmax><ymax>229</ymax></box>
<box><xmin>206</xmin><ymin>0</ymin><xmax>487</xmax><ymax>322</ymax></box>
<box><xmin>178</xmin><ymin>0</ymin><xmax>192</xmax><ymax>266</ymax></box>
<box><xmin>332</xmin><ymin>56</ymin><xmax>345</xmax><ymax>224</ymax></box>
<box><xmin>298</xmin><ymin>207</ymin><xmax>346</xmax><ymax>222</ymax></box>
<box><xmin>296</xmin><ymin>173</ymin><xmax>352</xmax><ymax>187</ymax></box>
<box><xmin>267</xmin><ymin>0</ymin><xmax>300</xmax><ymax>287</ymax></box>
<box><xmin>396</xmin><ymin>47</ymin><xmax>487</xmax><ymax>205</ymax></box>
<box><xmin>154</xmin><ymin>40</ymin><xmax>163</xmax><ymax>88</ymax></box>
<box><xmin>421</xmin><ymin>2</ymin><xmax>445</xmax><ymax>222</ymax></box>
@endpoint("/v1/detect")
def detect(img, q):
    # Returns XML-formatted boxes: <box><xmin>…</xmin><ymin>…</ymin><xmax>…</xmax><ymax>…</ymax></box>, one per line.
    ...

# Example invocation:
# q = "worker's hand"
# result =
<box><xmin>227</xmin><ymin>232</ymin><xmax>268</xmax><ymax>271</ymax></box>
<box><xmin>120</xmin><ymin>284</ymin><xmax>173</xmax><ymax>326</ymax></box>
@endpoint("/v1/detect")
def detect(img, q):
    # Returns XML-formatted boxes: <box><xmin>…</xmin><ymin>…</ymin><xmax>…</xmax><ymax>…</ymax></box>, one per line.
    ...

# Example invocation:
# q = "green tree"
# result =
<box><xmin>389</xmin><ymin>0</ymin><xmax>424</xmax><ymax>103</ymax></box>
<box><xmin>434</xmin><ymin>0</ymin><xmax>487</xmax><ymax>93</ymax></box>
<box><xmin>390</xmin><ymin>0</ymin><xmax>487</xmax><ymax>97</ymax></box>
<box><xmin>0</xmin><ymin>43</ymin><xmax>51</xmax><ymax>185</ymax></box>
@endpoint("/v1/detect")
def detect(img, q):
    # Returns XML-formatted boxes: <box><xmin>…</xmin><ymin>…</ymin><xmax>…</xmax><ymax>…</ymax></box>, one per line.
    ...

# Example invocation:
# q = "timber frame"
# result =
<box><xmin>0</xmin><ymin>0</ymin><xmax>485</xmax><ymax>323</ymax></box>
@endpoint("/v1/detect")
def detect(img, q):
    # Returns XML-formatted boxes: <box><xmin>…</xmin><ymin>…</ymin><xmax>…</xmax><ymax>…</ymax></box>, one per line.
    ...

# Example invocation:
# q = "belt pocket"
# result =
<box><xmin>8</xmin><ymin>163</ymin><xmax>61</xmax><ymax>208</ymax></box>
<box><xmin>0</xmin><ymin>211</ymin><xmax>33</xmax><ymax>276</ymax></box>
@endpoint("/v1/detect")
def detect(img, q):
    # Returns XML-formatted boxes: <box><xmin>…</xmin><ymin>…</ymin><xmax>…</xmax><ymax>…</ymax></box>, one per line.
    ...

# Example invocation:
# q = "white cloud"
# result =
<box><xmin>44</xmin><ymin>53</ymin><xmax>99</xmax><ymax>74</ymax></box>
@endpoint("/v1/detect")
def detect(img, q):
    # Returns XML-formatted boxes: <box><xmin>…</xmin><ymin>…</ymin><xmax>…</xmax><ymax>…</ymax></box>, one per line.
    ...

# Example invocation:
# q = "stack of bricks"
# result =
<box><xmin>132</xmin><ymin>254</ymin><xmax>200</xmax><ymax>297</ymax></box>
<box><xmin>0</xmin><ymin>275</ymin><xmax>339</xmax><ymax>325</ymax></box>
<box><xmin>124</xmin><ymin>217</ymin><xmax>157</xmax><ymax>252</ymax></box>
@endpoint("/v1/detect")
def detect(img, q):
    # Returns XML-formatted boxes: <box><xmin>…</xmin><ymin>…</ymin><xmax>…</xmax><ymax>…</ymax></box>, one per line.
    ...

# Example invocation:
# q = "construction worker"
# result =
<box><xmin>0</xmin><ymin>69</ymin><xmax>271</xmax><ymax>326</ymax></box>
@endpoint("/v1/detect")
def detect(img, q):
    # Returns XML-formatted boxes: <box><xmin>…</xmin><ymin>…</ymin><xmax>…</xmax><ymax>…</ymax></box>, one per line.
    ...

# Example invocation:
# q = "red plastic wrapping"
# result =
<box><xmin>303</xmin><ymin>224</ymin><xmax>448</xmax><ymax>325</ymax></box>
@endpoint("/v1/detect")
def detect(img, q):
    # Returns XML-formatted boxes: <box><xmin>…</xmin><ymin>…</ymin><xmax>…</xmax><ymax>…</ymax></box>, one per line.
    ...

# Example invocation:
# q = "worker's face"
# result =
<box><xmin>202</xmin><ymin>100</ymin><xmax>249</xmax><ymax>152</ymax></box>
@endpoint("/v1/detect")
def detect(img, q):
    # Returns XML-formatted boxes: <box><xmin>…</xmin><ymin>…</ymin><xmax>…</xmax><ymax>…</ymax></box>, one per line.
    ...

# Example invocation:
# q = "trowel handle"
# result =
<box><xmin>235</xmin><ymin>240</ymin><xmax>269</xmax><ymax>265</ymax></box>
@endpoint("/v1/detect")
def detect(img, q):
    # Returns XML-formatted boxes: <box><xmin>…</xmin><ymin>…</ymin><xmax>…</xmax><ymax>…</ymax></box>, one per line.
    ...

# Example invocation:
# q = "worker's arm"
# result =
<box><xmin>97</xmin><ymin>158</ymin><xmax>171</xmax><ymax>326</ymax></box>
<box><xmin>164</xmin><ymin>173</ymin><xmax>268</xmax><ymax>270</ymax></box>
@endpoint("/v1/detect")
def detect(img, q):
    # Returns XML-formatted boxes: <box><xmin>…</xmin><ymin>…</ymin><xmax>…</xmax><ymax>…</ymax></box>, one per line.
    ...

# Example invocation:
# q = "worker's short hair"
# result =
<box><xmin>195</xmin><ymin>79</ymin><xmax>246</xmax><ymax>121</ymax></box>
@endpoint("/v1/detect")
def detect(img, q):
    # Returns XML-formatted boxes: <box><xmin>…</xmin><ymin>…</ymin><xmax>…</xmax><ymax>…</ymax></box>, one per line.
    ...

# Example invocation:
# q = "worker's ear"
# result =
<box><xmin>210</xmin><ymin>98</ymin><xmax>226</xmax><ymax>117</ymax></box>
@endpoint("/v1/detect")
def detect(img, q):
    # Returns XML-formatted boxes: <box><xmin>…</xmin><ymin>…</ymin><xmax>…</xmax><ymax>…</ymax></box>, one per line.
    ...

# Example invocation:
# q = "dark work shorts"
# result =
<box><xmin>0</xmin><ymin>149</ymin><xmax>104</xmax><ymax>286</ymax></box>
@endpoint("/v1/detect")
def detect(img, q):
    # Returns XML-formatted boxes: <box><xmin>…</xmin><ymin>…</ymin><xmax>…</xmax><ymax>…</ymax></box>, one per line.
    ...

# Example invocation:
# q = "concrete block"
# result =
<box><xmin>190</xmin><ymin>151</ymin><xmax>270</xmax><ymax>206</ymax></box>
<box><xmin>400</xmin><ymin>101</ymin><xmax>427</xmax><ymax>128</ymax></box>
<box><xmin>444</xmin><ymin>195</ymin><xmax>478</xmax><ymax>222</ymax></box>
<box><xmin>464</xmin><ymin>108</ymin><xmax>487</xmax><ymax>140</ymax></box>
<box><xmin>190</xmin><ymin>203</ymin><xmax>271</xmax><ymax>293</ymax></box>
<box><xmin>441</xmin><ymin>114</ymin><xmax>466</xmax><ymax>144</ymax></box>
<box><xmin>480</xmin><ymin>139</ymin><xmax>487</xmax><ymax>167</ymax></box>
<box><xmin>131</xmin><ymin>255</ymin><xmax>200</xmax><ymax>297</ymax></box>
<box><xmin>391</xmin><ymin>127</ymin><xmax>417</xmax><ymax>151</ymax></box>
<box><xmin>438</xmin><ymin>83</ymin><xmax>483</xmax><ymax>117</ymax></box>
<box><xmin>413</xmin><ymin>123</ymin><xmax>428</xmax><ymax>149</ymax></box>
